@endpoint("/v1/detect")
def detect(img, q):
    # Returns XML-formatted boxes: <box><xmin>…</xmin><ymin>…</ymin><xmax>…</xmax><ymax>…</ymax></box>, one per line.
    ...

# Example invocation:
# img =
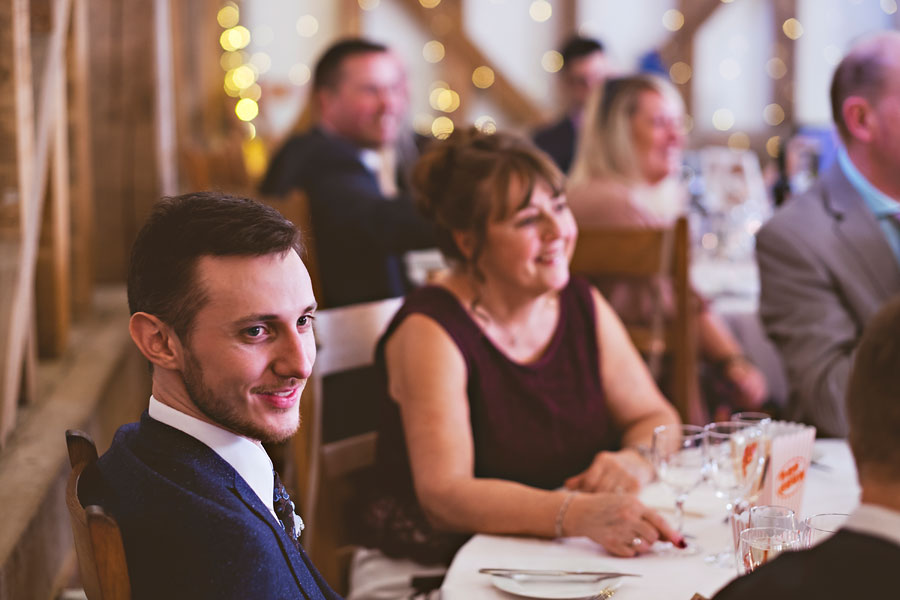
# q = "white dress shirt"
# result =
<box><xmin>148</xmin><ymin>395</ymin><xmax>278</xmax><ymax>520</ymax></box>
<box><xmin>843</xmin><ymin>503</ymin><xmax>900</xmax><ymax>547</ymax></box>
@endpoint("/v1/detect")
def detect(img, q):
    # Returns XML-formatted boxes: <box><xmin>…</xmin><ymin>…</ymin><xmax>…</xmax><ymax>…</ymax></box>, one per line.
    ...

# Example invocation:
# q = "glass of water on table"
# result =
<box><xmin>650</xmin><ymin>424</ymin><xmax>707</xmax><ymax>554</ymax></box>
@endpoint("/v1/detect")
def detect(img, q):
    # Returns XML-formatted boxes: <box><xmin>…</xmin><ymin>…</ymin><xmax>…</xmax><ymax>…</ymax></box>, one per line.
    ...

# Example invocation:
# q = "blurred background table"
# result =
<box><xmin>440</xmin><ymin>439</ymin><xmax>858</xmax><ymax>600</ymax></box>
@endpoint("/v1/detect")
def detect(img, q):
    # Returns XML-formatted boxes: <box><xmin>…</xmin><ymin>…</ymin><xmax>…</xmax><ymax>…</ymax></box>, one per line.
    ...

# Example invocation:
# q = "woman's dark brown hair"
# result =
<box><xmin>411</xmin><ymin>127</ymin><xmax>564</xmax><ymax>271</ymax></box>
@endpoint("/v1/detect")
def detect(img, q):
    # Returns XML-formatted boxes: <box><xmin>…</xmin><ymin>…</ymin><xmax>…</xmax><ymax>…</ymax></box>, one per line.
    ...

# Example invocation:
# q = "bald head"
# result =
<box><xmin>830</xmin><ymin>31</ymin><xmax>900</xmax><ymax>142</ymax></box>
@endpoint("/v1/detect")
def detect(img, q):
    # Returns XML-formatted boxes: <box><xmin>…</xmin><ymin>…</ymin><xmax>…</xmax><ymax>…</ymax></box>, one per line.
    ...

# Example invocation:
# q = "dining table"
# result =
<box><xmin>440</xmin><ymin>439</ymin><xmax>859</xmax><ymax>600</ymax></box>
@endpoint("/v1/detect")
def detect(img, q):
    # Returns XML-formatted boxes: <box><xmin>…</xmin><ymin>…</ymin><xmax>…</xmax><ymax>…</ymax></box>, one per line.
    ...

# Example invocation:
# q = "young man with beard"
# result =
<box><xmin>81</xmin><ymin>192</ymin><xmax>339</xmax><ymax>599</ymax></box>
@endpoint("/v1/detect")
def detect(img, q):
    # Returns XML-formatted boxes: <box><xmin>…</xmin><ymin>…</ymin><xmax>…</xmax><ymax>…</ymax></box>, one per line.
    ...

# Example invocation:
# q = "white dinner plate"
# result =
<box><xmin>489</xmin><ymin>572</ymin><xmax>623</xmax><ymax>599</ymax></box>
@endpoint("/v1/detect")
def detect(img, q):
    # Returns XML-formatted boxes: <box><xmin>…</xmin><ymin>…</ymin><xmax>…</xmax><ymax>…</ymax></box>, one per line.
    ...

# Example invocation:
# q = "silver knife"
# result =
<box><xmin>479</xmin><ymin>568</ymin><xmax>641</xmax><ymax>579</ymax></box>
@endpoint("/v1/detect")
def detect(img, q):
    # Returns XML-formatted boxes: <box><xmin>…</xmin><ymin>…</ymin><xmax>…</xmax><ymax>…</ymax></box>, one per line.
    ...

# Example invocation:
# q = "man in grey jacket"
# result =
<box><xmin>756</xmin><ymin>31</ymin><xmax>900</xmax><ymax>437</ymax></box>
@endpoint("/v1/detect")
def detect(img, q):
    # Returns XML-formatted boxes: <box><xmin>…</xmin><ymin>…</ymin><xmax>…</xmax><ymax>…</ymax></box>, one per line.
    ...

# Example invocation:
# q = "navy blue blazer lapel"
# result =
<box><xmin>821</xmin><ymin>165</ymin><xmax>900</xmax><ymax>299</ymax></box>
<box><xmin>229</xmin><ymin>478</ymin><xmax>329</xmax><ymax>600</ymax></box>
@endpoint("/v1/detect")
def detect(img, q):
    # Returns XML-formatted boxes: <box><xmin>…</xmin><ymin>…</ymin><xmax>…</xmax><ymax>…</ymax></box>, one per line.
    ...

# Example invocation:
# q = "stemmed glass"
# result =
<box><xmin>651</xmin><ymin>424</ymin><xmax>707</xmax><ymax>554</ymax></box>
<box><xmin>731</xmin><ymin>412</ymin><xmax>773</xmax><ymax>505</ymax></box>
<box><xmin>704</xmin><ymin>421</ymin><xmax>767</xmax><ymax>567</ymax></box>
<box><xmin>737</xmin><ymin>527</ymin><xmax>801</xmax><ymax>575</ymax></box>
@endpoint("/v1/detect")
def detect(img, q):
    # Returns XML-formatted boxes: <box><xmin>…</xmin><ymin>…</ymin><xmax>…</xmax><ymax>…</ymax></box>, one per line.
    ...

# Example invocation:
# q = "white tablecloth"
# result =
<box><xmin>440</xmin><ymin>440</ymin><xmax>859</xmax><ymax>600</ymax></box>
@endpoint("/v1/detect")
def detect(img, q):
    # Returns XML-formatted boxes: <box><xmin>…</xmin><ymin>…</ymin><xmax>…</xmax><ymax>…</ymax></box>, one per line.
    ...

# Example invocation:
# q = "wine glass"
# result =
<box><xmin>731</xmin><ymin>412</ymin><xmax>773</xmax><ymax>505</ymax></box>
<box><xmin>737</xmin><ymin>527</ymin><xmax>801</xmax><ymax>575</ymax></box>
<box><xmin>651</xmin><ymin>424</ymin><xmax>707</xmax><ymax>554</ymax></box>
<box><xmin>704</xmin><ymin>421</ymin><xmax>767</xmax><ymax>567</ymax></box>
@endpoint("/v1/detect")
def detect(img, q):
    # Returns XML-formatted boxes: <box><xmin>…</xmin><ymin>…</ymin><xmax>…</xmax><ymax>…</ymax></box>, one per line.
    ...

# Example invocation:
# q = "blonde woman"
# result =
<box><xmin>568</xmin><ymin>74</ymin><xmax>768</xmax><ymax>418</ymax></box>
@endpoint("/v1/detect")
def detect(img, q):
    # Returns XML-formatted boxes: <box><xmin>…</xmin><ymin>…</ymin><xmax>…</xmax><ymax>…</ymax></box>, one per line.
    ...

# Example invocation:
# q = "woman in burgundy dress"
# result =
<box><xmin>350</xmin><ymin>128</ymin><xmax>682</xmax><ymax>600</ymax></box>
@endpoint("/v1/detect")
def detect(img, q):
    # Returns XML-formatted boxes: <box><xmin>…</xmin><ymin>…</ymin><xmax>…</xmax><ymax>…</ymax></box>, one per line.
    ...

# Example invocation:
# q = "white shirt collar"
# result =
<box><xmin>843</xmin><ymin>503</ymin><xmax>900</xmax><ymax>547</ymax></box>
<box><xmin>358</xmin><ymin>148</ymin><xmax>381</xmax><ymax>173</ymax></box>
<box><xmin>148</xmin><ymin>395</ymin><xmax>276</xmax><ymax>518</ymax></box>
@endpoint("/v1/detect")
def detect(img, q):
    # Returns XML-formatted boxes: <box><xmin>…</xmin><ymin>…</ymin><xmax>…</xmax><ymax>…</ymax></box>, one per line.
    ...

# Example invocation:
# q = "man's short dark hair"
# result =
<box><xmin>127</xmin><ymin>192</ymin><xmax>302</xmax><ymax>340</ymax></box>
<box><xmin>845</xmin><ymin>295</ymin><xmax>900</xmax><ymax>481</ymax></box>
<box><xmin>560</xmin><ymin>36</ymin><xmax>605</xmax><ymax>69</ymax></box>
<box><xmin>313</xmin><ymin>37</ymin><xmax>388</xmax><ymax>91</ymax></box>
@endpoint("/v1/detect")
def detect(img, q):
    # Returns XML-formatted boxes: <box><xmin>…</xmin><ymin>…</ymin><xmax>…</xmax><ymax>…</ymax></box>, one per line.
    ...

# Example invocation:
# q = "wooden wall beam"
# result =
<box><xmin>0</xmin><ymin>0</ymin><xmax>36</xmax><ymax>446</ymax></box>
<box><xmin>657</xmin><ymin>0</ymin><xmax>723</xmax><ymax>116</ymax></box>
<box><xmin>68</xmin><ymin>0</ymin><xmax>94</xmax><ymax>317</ymax></box>
<box><xmin>395</xmin><ymin>0</ymin><xmax>545</xmax><ymax>126</ymax></box>
<box><xmin>772</xmin><ymin>0</ymin><xmax>797</xmax><ymax>130</ymax></box>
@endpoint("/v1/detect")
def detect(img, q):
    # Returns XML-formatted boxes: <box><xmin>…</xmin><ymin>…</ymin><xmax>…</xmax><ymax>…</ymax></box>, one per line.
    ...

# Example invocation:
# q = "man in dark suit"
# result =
<box><xmin>756</xmin><ymin>31</ymin><xmax>900</xmax><ymax>437</ymax></box>
<box><xmin>261</xmin><ymin>38</ymin><xmax>435</xmax><ymax>309</ymax></box>
<box><xmin>712</xmin><ymin>295</ymin><xmax>900</xmax><ymax>599</ymax></box>
<box><xmin>532</xmin><ymin>36</ymin><xmax>609</xmax><ymax>173</ymax></box>
<box><xmin>83</xmin><ymin>193</ymin><xmax>339</xmax><ymax>599</ymax></box>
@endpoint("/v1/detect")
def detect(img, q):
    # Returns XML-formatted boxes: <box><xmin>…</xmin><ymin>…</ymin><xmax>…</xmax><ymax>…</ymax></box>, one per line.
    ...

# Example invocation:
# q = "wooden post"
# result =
<box><xmin>154</xmin><ymin>0</ymin><xmax>178</xmax><ymax>197</ymax></box>
<box><xmin>68</xmin><ymin>0</ymin><xmax>94</xmax><ymax>317</ymax></box>
<box><xmin>0</xmin><ymin>0</ymin><xmax>36</xmax><ymax>446</ymax></box>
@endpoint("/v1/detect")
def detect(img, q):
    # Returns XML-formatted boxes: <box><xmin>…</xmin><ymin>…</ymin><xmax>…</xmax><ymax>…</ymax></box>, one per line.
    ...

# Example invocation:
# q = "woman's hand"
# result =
<box><xmin>562</xmin><ymin>493</ymin><xmax>684</xmax><ymax>557</ymax></box>
<box><xmin>563</xmin><ymin>449</ymin><xmax>654</xmax><ymax>494</ymax></box>
<box><xmin>725</xmin><ymin>357</ymin><xmax>768</xmax><ymax>410</ymax></box>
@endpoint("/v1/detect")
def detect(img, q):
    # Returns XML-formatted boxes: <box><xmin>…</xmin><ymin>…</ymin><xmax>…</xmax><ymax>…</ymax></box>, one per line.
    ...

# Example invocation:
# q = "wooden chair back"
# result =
<box><xmin>260</xmin><ymin>189</ymin><xmax>325</xmax><ymax>307</ymax></box>
<box><xmin>570</xmin><ymin>216</ymin><xmax>704</xmax><ymax>424</ymax></box>
<box><xmin>295</xmin><ymin>297</ymin><xmax>404</xmax><ymax>593</ymax></box>
<box><xmin>65</xmin><ymin>430</ymin><xmax>131</xmax><ymax>600</ymax></box>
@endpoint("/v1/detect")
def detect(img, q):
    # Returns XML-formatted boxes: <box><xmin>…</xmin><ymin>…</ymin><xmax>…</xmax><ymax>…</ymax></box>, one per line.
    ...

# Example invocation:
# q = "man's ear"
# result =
<box><xmin>451</xmin><ymin>230</ymin><xmax>477</xmax><ymax>261</ymax></box>
<box><xmin>129</xmin><ymin>312</ymin><xmax>183</xmax><ymax>371</ymax></box>
<box><xmin>842</xmin><ymin>96</ymin><xmax>875</xmax><ymax>143</ymax></box>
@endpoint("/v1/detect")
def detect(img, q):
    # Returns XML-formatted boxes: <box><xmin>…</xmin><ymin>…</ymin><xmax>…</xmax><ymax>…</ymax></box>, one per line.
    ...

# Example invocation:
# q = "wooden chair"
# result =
<box><xmin>570</xmin><ymin>216</ymin><xmax>704</xmax><ymax>425</ymax></box>
<box><xmin>295</xmin><ymin>297</ymin><xmax>404</xmax><ymax>594</ymax></box>
<box><xmin>260</xmin><ymin>189</ymin><xmax>325</xmax><ymax>307</ymax></box>
<box><xmin>64</xmin><ymin>430</ymin><xmax>131</xmax><ymax>600</ymax></box>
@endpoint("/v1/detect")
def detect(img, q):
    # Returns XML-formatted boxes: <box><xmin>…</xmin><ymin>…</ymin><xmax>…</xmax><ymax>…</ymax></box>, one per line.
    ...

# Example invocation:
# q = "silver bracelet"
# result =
<box><xmin>554</xmin><ymin>491</ymin><xmax>578</xmax><ymax>538</ymax></box>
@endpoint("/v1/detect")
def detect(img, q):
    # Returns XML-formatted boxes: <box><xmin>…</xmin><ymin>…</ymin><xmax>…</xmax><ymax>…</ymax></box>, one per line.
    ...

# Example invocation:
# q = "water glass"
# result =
<box><xmin>738</xmin><ymin>527</ymin><xmax>801</xmax><ymax>575</ymax></box>
<box><xmin>750</xmin><ymin>505</ymin><xmax>796</xmax><ymax>530</ymax></box>
<box><xmin>731</xmin><ymin>412</ymin><xmax>773</xmax><ymax>503</ymax></box>
<box><xmin>651</xmin><ymin>424</ymin><xmax>707</xmax><ymax>553</ymax></box>
<box><xmin>801</xmin><ymin>513</ymin><xmax>849</xmax><ymax>548</ymax></box>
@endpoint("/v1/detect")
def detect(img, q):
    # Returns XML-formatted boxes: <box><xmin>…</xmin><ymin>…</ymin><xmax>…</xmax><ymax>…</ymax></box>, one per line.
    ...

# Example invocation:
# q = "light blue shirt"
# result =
<box><xmin>837</xmin><ymin>146</ymin><xmax>900</xmax><ymax>265</ymax></box>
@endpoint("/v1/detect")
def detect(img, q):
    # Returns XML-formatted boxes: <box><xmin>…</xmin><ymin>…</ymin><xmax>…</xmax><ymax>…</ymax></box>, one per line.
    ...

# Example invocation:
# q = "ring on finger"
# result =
<box><xmin>628</xmin><ymin>536</ymin><xmax>642</xmax><ymax>548</ymax></box>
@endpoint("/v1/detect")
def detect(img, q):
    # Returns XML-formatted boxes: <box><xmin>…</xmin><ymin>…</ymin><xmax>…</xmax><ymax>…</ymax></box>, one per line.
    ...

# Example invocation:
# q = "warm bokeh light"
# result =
<box><xmin>669</xmin><ymin>62</ymin><xmax>692</xmax><ymax>85</ymax></box>
<box><xmin>217</xmin><ymin>4</ymin><xmax>239</xmax><ymax>29</ymax></box>
<box><xmin>882</xmin><ymin>0</ymin><xmax>898</xmax><ymax>14</ymax></box>
<box><xmin>432</xmin><ymin>88</ymin><xmax>460</xmax><ymax>113</ymax></box>
<box><xmin>766</xmin><ymin>135</ymin><xmax>781</xmax><ymax>158</ymax></box>
<box><xmin>766</xmin><ymin>57</ymin><xmax>787</xmax><ymax>79</ymax></box>
<box><xmin>250</xmin><ymin>52</ymin><xmax>272</xmax><ymax>74</ymax></box>
<box><xmin>296</xmin><ymin>15</ymin><xmax>319</xmax><ymax>37</ymax></box>
<box><xmin>662</xmin><ymin>9</ymin><xmax>684</xmax><ymax>31</ymax></box>
<box><xmin>423</xmin><ymin>40</ymin><xmax>445</xmax><ymax>63</ymax></box>
<box><xmin>475</xmin><ymin>115</ymin><xmax>497</xmax><ymax>134</ymax></box>
<box><xmin>246</xmin><ymin>122</ymin><xmax>256</xmax><ymax>140</ymax></box>
<box><xmin>419</xmin><ymin>0</ymin><xmax>441</xmax><ymax>7</ymax></box>
<box><xmin>242</xmin><ymin>136</ymin><xmax>267</xmax><ymax>178</ymax></box>
<box><xmin>289</xmin><ymin>63</ymin><xmax>311</xmax><ymax>86</ymax></box>
<box><xmin>782</xmin><ymin>18</ymin><xmax>803</xmax><ymax>40</ymax></box>
<box><xmin>763</xmin><ymin>103</ymin><xmax>785</xmax><ymax>126</ymax></box>
<box><xmin>432</xmin><ymin>116</ymin><xmax>454</xmax><ymax>139</ymax></box>
<box><xmin>358</xmin><ymin>0</ymin><xmax>380</xmax><ymax>10</ymax></box>
<box><xmin>235</xmin><ymin>98</ymin><xmax>259</xmax><ymax>121</ymax></box>
<box><xmin>472</xmin><ymin>66</ymin><xmax>495</xmax><ymax>89</ymax></box>
<box><xmin>220</xmin><ymin>51</ymin><xmax>243</xmax><ymax>71</ymax></box>
<box><xmin>529</xmin><ymin>0</ymin><xmax>552</xmax><ymax>22</ymax></box>
<box><xmin>727</xmin><ymin>132</ymin><xmax>750</xmax><ymax>151</ymax></box>
<box><xmin>712</xmin><ymin>108</ymin><xmax>735</xmax><ymax>131</ymax></box>
<box><xmin>240</xmin><ymin>83</ymin><xmax>262</xmax><ymax>101</ymax></box>
<box><xmin>541</xmin><ymin>50</ymin><xmax>564</xmax><ymax>73</ymax></box>
<box><xmin>229</xmin><ymin>65</ymin><xmax>256</xmax><ymax>90</ymax></box>
<box><xmin>413</xmin><ymin>113</ymin><xmax>434</xmax><ymax>136</ymax></box>
<box><xmin>224</xmin><ymin>80</ymin><xmax>240</xmax><ymax>98</ymax></box>
<box><xmin>719</xmin><ymin>58</ymin><xmax>741</xmax><ymax>80</ymax></box>
<box><xmin>220</xmin><ymin>26</ymin><xmax>251</xmax><ymax>51</ymax></box>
